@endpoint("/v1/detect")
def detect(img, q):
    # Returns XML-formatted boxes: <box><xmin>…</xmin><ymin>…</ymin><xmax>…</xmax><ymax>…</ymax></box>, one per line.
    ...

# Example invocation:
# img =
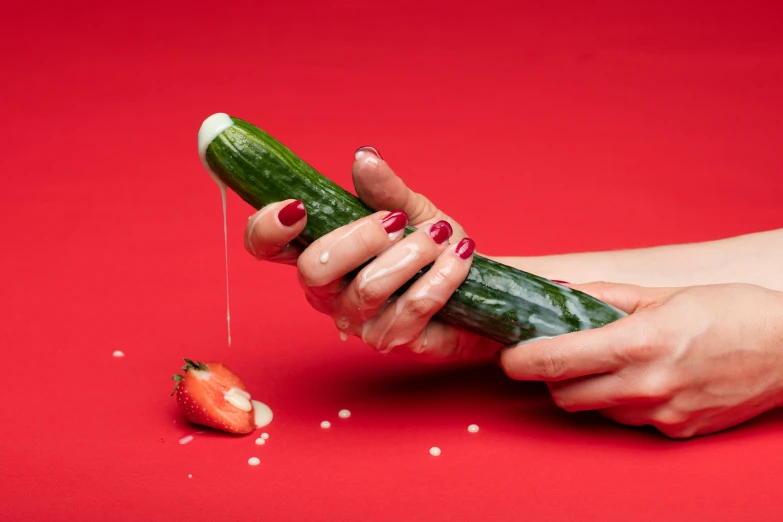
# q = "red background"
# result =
<box><xmin>2</xmin><ymin>1</ymin><xmax>782</xmax><ymax>521</ymax></box>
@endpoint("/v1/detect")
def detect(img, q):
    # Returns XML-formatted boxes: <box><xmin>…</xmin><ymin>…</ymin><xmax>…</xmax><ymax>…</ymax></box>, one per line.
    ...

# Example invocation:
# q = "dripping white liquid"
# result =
<box><xmin>221</xmin><ymin>185</ymin><xmax>231</xmax><ymax>346</ymax></box>
<box><xmin>199</xmin><ymin>113</ymin><xmax>236</xmax><ymax>347</ymax></box>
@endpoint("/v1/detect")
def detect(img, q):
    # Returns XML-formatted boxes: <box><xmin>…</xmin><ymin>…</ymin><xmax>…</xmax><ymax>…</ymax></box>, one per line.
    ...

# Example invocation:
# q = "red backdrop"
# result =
<box><xmin>2</xmin><ymin>1</ymin><xmax>782</xmax><ymax>521</ymax></box>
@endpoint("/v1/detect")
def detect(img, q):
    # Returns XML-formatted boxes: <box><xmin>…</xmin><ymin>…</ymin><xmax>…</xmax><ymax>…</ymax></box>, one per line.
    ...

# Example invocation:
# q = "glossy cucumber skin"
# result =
<box><xmin>205</xmin><ymin>117</ymin><xmax>625</xmax><ymax>345</ymax></box>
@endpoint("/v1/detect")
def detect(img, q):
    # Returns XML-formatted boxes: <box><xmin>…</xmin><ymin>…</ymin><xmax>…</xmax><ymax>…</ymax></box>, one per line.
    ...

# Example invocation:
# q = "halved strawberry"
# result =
<box><xmin>171</xmin><ymin>359</ymin><xmax>255</xmax><ymax>434</ymax></box>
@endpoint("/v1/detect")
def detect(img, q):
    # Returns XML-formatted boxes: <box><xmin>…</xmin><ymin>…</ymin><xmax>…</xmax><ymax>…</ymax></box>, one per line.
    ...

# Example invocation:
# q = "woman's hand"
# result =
<box><xmin>500</xmin><ymin>282</ymin><xmax>783</xmax><ymax>438</ymax></box>
<box><xmin>244</xmin><ymin>146</ymin><xmax>500</xmax><ymax>360</ymax></box>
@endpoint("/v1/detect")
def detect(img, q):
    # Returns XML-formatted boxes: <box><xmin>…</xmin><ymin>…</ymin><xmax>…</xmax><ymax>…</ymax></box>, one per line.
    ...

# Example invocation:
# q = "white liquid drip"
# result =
<box><xmin>339</xmin><ymin>331</ymin><xmax>349</xmax><ymax>342</ymax></box>
<box><xmin>246</xmin><ymin>206</ymin><xmax>276</xmax><ymax>256</ymax></box>
<box><xmin>358</xmin><ymin>243</ymin><xmax>420</xmax><ymax>290</ymax></box>
<box><xmin>248</xmin><ymin>457</ymin><xmax>260</xmax><ymax>466</ymax></box>
<box><xmin>376</xmin><ymin>299</ymin><xmax>406</xmax><ymax>354</ymax></box>
<box><xmin>221</xmin><ymin>186</ymin><xmax>231</xmax><ymax>346</ymax></box>
<box><xmin>251</xmin><ymin>400</ymin><xmax>274</xmax><ymax>428</ymax></box>
<box><xmin>198</xmin><ymin>113</ymin><xmax>236</xmax><ymax>347</ymax></box>
<box><xmin>179</xmin><ymin>435</ymin><xmax>194</xmax><ymax>445</ymax></box>
<box><xmin>318</xmin><ymin>221</ymin><xmax>368</xmax><ymax>265</ymax></box>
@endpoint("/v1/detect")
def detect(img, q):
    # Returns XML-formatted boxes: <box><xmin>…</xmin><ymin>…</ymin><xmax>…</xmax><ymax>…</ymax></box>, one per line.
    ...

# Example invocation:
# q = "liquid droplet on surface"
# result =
<box><xmin>251</xmin><ymin>400</ymin><xmax>273</xmax><ymax>428</ymax></box>
<box><xmin>112</xmin><ymin>350</ymin><xmax>125</xmax><ymax>358</ymax></box>
<box><xmin>338</xmin><ymin>409</ymin><xmax>351</xmax><ymax>419</ymax></box>
<box><xmin>248</xmin><ymin>457</ymin><xmax>260</xmax><ymax>466</ymax></box>
<box><xmin>320</xmin><ymin>421</ymin><xmax>331</xmax><ymax>429</ymax></box>
<box><xmin>429</xmin><ymin>447</ymin><xmax>442</xmax><ymax>457</ymax></box>
<box><xmin>261</xmin><ymin>432</ymin><xmax>269</xmax><ymax>440</ymax></box>
<box><xmin>467</xmin><ymin>424</ymin><xmax>479</xmax><ymax>433</ymax></box>
<box><xmin>179</xmin><ymin>435</ymin><xmax>194</xmax><ymax>445</ymax></box>
<box><xmin>255</xmin><ymin>438</ymin><xmax>265</xmax><ymax>445</ymax></box>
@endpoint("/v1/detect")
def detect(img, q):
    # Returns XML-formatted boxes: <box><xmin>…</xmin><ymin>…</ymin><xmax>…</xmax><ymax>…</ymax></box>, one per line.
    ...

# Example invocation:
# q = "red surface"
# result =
<box><xmin>2</xmin><ymin>1</ymin><xmax>782</xmax><ymax>520</ymax></box>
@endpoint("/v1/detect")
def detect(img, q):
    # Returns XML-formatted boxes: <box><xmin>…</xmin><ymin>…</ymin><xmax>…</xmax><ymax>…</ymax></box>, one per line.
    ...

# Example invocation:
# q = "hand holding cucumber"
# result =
<box><xmin>244</xmin><ymin>145</ymin><xmax>500</xmax><ymax>360</ymax></box>
<box><xmin>201</xmin><ymin>114</ymin><xmax>783</xmax><ymax>438</ymax></box>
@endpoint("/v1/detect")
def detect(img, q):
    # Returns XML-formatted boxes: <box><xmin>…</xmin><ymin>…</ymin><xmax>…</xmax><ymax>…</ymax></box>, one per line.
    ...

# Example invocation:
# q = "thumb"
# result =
<box><xmin>567</xmin><ymin>281</ymin><xmax>673</xmax><ymax>314</ymax></box>
<box><xmin>352</xmin><ymin>147</ymin><xmax>467</xmax><ymax>239</ymax></box>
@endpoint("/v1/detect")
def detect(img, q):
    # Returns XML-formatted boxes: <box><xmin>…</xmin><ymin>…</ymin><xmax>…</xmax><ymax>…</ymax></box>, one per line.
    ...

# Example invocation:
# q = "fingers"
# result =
<box><xmin>245</xmin><ymin>199</ymin><xmax>307</xmax><ymax>264</ymax></box>
<box><xmin>333</xmin><ymin>220</ymin><xmax>455</xmax><ymax>331</ymax></box>
<box><xmin>352</xmin><ymin>146</ymin><xmax>467</xmax><ymax>240</ymax></box>
<box><xmin>499</xmin><ymin>321</ymin><xmax>633</xmax><ymax>381</ymax></box>
<box><xmin>359</xmin><ymin>237</ymin><xmax>477</xmax><ymax>354</ymax></box>
<box><xmin>297</xmin><ymin>210</ymin><xmax>409</xmax><ymax>298</ymax></box>
<box><xmin>546</xmin><ymin>371</ymin><xmax>665</xmax><ymax>412</ymax></box>
<box><xmin>569</xmin><ymin>281</ymin><xmax>673</xmax><ymax>314</ymax></box>
<box><xmin>599</xmin><ymin>405</ymin><xmax>696</xmax><ymax>438</ymax></box>
<box><xmin>393</xmin><ymin>321</ymin><xmax>500</xmax><ymax>362</ymax></box>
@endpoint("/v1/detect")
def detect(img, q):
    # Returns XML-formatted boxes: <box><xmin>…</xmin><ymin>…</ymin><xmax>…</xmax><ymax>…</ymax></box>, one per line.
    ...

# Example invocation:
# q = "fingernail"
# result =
<box><xmin>456</xmin><ymin>238</ymin><xmax>476</xmax><ymax>259</ymax></box>
<box><xmin>277</xmin><ymin>200</ymin><xmax>306</xmax><ymax>227</ymax></box>
<box><xmin>551</xmin><ymin>280</ymin><xmax>570</xmax><ymax>285</ymax></box>
<box><xmin>428</xmin><ymin>220</ymin><xmax>453</xmax><ymax>244</ymax></box>
<box><xmin>381</xmin><ymin>210</ymin><xmax>408</xmax><ymax>235</ymax></box>
<box><xmin>355</xmin><ymin>146</ymin><xmax>382</xmax><ymax>160</ymax></box>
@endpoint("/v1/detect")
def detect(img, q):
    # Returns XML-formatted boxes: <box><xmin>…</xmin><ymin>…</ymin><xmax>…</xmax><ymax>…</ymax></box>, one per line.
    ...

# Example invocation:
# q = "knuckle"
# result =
<box><xmin>656</xmin><ymin>422</ymin><xmax>696</xmax><ymax>439</ymax></box>
<box><xmin>296</xmin><ymin>253</ymin><xmax>324</xmax><ymax>287</ymax></box>
<box><xmin>550</xmin><ymin>390</ymin><xmax>578</xmax><ymax>412</ymax></box>
<box><xmin>304</xmin><ymin>291</ymin><xmax>330</xmax><ymax>314</ymax></box>
<box><xmin>635</xmin><ymin>374</ymin><xmax>679</xmax><ymax>401</ymax></box>
<box><xmin>357</xmin><ymin>218</ymin><xmax>385</xmax><ymax>251</ymax></box>
<box><xmin>409</xmin><ymin>193</ymin><xmax>438</xmax><ymax>222</ymax></box>
<box><xmin>624</xmin><ymin>341</ymin><xmax>657</xmax><ymax>362</ymax></box>
<box><xmin>405</xmin><ymin>297</ymin><xmax>437</xmax><ymax>319</ymax></box>
<box><xmin>535</xmin><ymin>347</ymin><xmax>569</xmax><ymax>380</ymax></box>
<box><xmin>652</xmin><ymin>408</ymin><xmax>689</xmax><ymax>429</ymax></box>
<box><xmin>355</xmin><ymin>279</ymin><xmax>386</xmax><ymax>308</ymax></box>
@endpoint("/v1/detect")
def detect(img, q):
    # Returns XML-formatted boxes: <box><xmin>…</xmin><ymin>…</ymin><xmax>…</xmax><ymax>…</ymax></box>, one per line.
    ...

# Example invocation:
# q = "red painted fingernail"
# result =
<box><xmin>381</xmin><ymin>210</ymin><xmax>408</xmax><ymax>234</ymax></box>
<box><xmin>551</xmin><ymin>280</ymin><xmax>570</xmax><ymax>285</ymax></box>
<box><xmin>355</xmin><ymin>146</ymin><xmax>382</xmax><ymax>160</ymax></box>
<box><xmin>277</xmin><ymin>200</ymin><xmax>306</xmax><ymax>227</ymax></box>
<box><xmin>456</xmin><ymin>238</ymin><xmax>476</xmax><ymax>259</ymax></box>
<box><xmin>428</xmin><ymin>220</ymin><xmax>453</xmax><ymax>244</ymax></box>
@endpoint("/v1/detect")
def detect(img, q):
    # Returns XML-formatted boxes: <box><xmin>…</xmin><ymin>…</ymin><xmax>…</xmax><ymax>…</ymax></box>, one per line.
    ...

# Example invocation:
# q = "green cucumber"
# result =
<box><xmin>199</xmin><ymin>113</ymin><xmax>625</xmax><ymax>345</ymax></box>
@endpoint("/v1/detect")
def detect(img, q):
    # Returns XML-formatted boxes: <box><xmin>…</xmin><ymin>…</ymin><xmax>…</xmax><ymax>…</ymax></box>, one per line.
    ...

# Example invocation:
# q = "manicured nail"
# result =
<box><xmin>456</xmin><ymin>238</ymin><xmax>476</xmax><ymax>259</ymax></box>
<box><xmin>428</xmin><ymin>220</ymin><xmax>453</xmax><ymax>244</ymax></box>
<box><xmin>381</xmin><ymin>210</ymin><xmax>408</xmax><ymax>235</ymax></box>
<box><xmin>277</xmin><ymin>200</ymin><xmax>306</xmax><ymax>227</ymax></box>
<box><xmin>355</xmin><ymin>146</ymin><xmax>382</xmax><ymax>160</ymax></box>
<box><xmin>551</xmin><ymin>280</ymin><xmax>570</xmax><ymax>285</ymax></box>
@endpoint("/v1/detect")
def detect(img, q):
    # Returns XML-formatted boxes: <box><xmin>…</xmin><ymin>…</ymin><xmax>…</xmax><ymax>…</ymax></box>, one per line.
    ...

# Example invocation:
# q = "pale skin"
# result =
<box><xmin>244</xmin><ymin>147</ymin><xmax>783</xmax><ymax>438</ymax></box>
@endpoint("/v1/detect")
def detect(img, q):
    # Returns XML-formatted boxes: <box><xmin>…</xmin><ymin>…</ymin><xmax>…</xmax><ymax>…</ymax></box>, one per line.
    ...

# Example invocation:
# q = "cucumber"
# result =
<box><xmin>199</xmin><ymin>113</ymin><xmax>625</xmax><ymax>345</ymax></box>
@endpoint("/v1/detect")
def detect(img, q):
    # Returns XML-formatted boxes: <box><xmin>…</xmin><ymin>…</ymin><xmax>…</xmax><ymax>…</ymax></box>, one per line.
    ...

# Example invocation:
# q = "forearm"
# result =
<box><xmin>489</xmin><ymin>228</ymin><xmax>783</xmax><ymax>291</ymax></box>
